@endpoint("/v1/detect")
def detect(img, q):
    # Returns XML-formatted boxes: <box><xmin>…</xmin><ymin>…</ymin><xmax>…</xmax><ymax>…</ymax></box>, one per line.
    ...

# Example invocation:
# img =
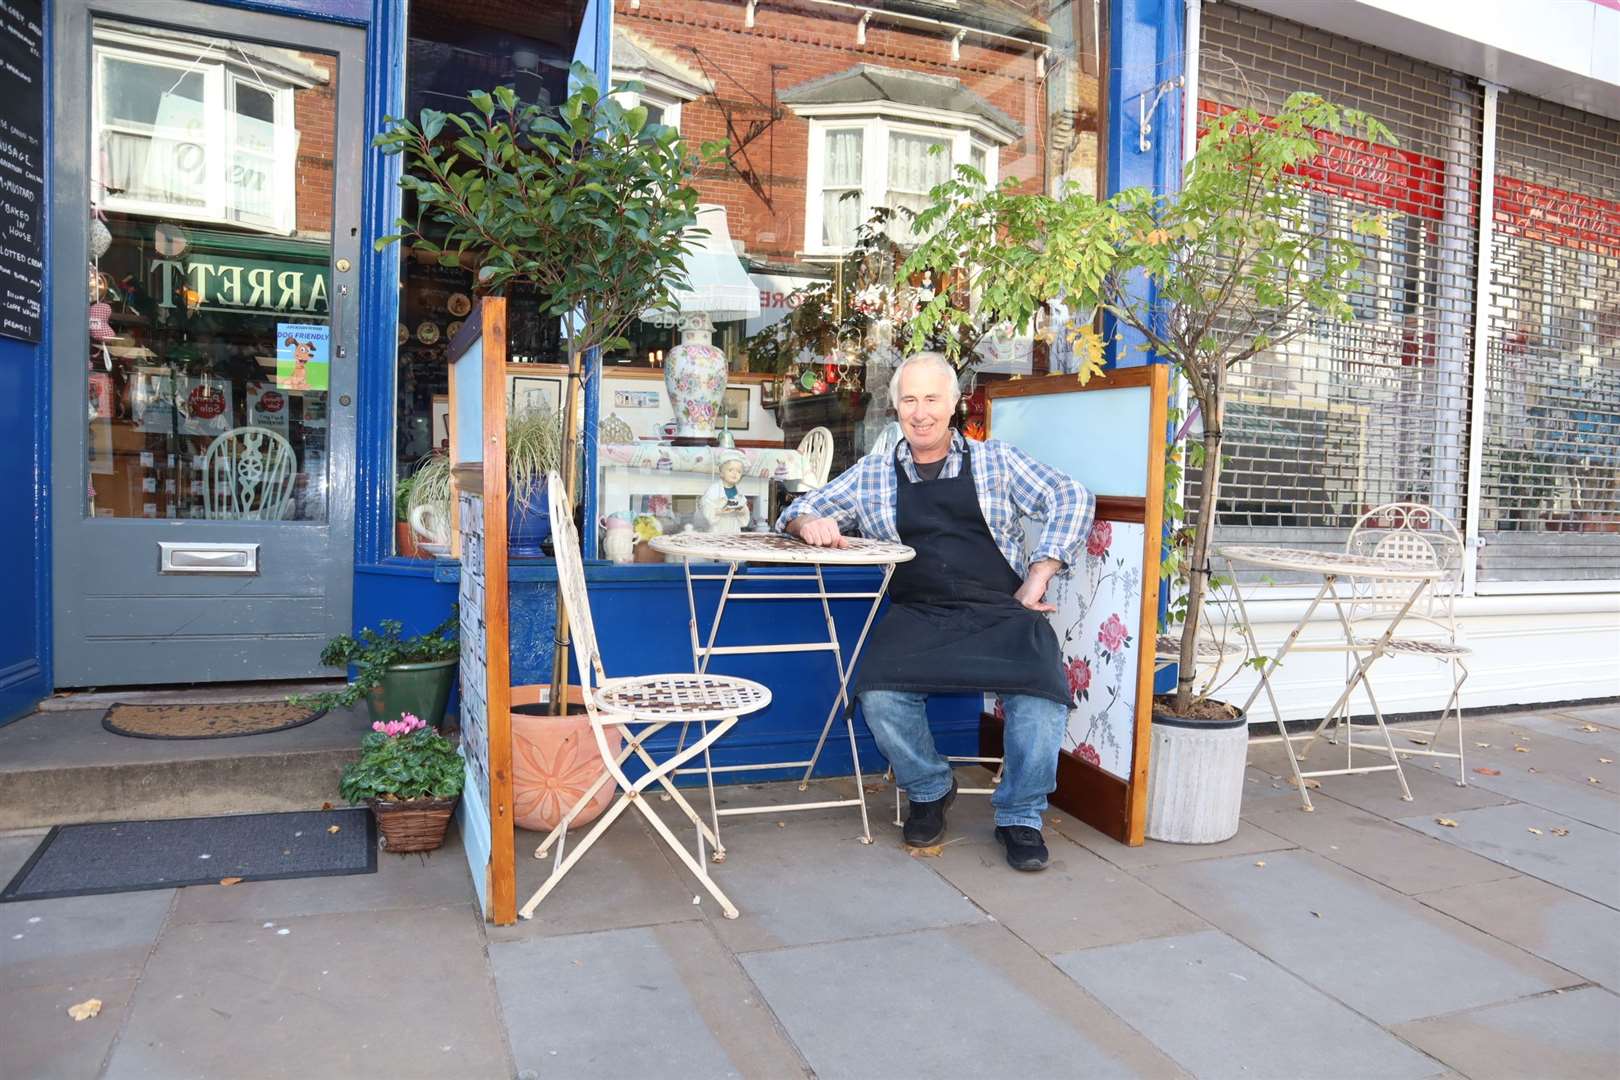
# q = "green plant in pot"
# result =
<box><xmin>293</xmin><ymin>612</ymin><xmax>459</xmax><ymax>728</ymax></box>
<box><xmin>404</xmin><ymin>407</ymin><xmax>564</xmax><ymax>557</ymax></box>
<box><xmin>906</xmin><ymin>93</ymin><xmax>1386</xmax><ymax>841</ymax></box>
<box><xmin>340</xmin><ymin>713</ymin><xmax>465</xmax><ymax>853</ymax></box>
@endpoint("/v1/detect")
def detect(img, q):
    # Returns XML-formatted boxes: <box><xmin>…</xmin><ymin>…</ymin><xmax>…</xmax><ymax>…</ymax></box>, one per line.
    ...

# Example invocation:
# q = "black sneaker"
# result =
<box><xmin>902</xmin><ymin>779</ymin><xmax>957</xmax><ymax>847</ymax></box>
<box><xmin>994</xmin><ymin>825</ymin><xmax>1050</xmax><ymax>871</ymax></box>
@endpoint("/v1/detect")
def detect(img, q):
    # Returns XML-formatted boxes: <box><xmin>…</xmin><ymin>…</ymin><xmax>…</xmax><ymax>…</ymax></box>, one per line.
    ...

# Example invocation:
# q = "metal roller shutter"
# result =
<box><xmin>1479</xmin><ymin>95</ymin><xmax>1620</xmax><ymax>584</ymax></box>
<box><xmin>1195</xmin><ymin>3</ymin><xmax>1482</xmax><ymax>582</ymax></box>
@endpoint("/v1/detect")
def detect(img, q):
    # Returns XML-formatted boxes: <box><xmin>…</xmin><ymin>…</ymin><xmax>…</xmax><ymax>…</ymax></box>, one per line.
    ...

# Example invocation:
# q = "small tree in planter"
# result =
<box><xmin>903</xmin><ymin>92</ymin><xmax>1390</xmax><ymax>717</ymax></box>
<box><xmin>374</xmin><ymin>63</ymin><xmax>716</xmax><ymax>711</ymax></box>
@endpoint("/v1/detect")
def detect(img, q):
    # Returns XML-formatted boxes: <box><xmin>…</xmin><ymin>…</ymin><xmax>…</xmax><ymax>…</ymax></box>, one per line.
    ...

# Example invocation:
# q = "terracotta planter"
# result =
<box><xmin>511</xmin><ymin>702</ymin><xmax>623</xmax><ymax>832</ymax></box>
<box><xmin>396</xmin><ymin>520</ymin><xmax>427</xmax><ymax>559</ymax></box>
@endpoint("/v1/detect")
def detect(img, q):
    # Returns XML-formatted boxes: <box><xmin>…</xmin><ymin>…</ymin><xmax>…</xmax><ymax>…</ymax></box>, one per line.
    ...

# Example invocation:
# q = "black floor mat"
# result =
<box><xmin>1</xmin><ymin>808</ymin><xmax>377</xmax><ymax>902</ymax></box>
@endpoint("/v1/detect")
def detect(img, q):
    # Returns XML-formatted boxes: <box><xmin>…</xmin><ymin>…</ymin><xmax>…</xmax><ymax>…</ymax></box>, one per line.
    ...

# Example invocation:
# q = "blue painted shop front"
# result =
<box><xmin>4</xmin><ymin>0</ymin><xmax>1185</xmax><ymax>758</ymax></box>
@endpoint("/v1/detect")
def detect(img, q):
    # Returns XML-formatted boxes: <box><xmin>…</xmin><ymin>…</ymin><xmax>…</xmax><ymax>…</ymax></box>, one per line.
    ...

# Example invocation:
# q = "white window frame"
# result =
<box><xmin>803</xmin><ymin>115</ymin><xmax>1001</xmax><ymax>256</ymax></box>
<box><xmin>92</xmin><ymin>36</ymin><xmax>299</xmax><ymax>235</ymax></box>
<box><xmin>610</xmin><ymin>87</ymin><xmax>683</xmax><ymax>132</ymax></box>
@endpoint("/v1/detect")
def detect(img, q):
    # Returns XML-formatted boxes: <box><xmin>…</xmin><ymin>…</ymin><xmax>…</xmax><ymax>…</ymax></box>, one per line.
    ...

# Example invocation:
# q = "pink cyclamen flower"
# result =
<box><xmin>1077</xmin><ymin>743</ymin><xmax>1102</xmax><ymax>767</ymax></box>
<box><xmin>1086</xmin><ymin>520</ymin><xmax>1113</xmax><ymax>558</ymax></box>
<box><xmin>371</xmin><ymin>721</ymin><xmax>388</xmax><ymax>734</ymax></box>
<box><xmin>1065</xmin><ymin>658</ymin><xmax>1092</xmax><ymax>696</ymax></box>
<box><xmin>1098</xmin><ymin>613</ymin><xmax>1129</xmax><ymax>652</ymax></box>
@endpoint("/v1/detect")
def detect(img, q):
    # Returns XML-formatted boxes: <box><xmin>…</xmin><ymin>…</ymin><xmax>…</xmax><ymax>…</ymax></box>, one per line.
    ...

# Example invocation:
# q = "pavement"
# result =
<box><xmin>2</xmin><ymin>701</ymin><xmax>1617</xmax><ymax>1079</ymax></box>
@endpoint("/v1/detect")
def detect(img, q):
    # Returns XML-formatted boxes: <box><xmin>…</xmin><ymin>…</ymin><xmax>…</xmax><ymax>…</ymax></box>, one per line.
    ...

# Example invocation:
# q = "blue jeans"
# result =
<box><xmin>858</xmin><ymin>690</ymin><xmax>1068</xmax><ymax>829</ymax></box>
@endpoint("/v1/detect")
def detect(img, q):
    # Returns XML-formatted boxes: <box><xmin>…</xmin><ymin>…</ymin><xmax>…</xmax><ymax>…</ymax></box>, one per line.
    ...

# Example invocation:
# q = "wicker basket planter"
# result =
<box><xmin>370</xmin><ymin>795</ymin><xmax>458</xmax><ymax>853</ymax></box>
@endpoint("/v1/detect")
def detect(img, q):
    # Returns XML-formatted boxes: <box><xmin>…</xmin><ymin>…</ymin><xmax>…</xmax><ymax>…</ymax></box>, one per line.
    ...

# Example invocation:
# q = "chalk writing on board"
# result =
<box><xmin>0</xmin><ymin>0</ymin><xmax>44</xmax><ymax>342</ymax></box>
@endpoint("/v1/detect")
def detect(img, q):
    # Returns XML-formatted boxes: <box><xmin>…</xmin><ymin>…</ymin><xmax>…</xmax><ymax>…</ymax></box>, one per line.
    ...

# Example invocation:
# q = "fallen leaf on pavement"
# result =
<box><xmin>1435</xmin><ymin>818</ymin><xmax>1459</xmax><ymax>828</ymax></box>
<box><xmin>321</xmin><ymin>802</ymin><xmax>333</xmax><ymax>811</ymax></box>
<box><xmin>1287</xmin><ymin>777</ymin><xmax>1321</xmax><ymax>790</ymax></box>
<box><xmin>1514</xmin><ymin>746</ymin><xmax>1530</xmax><ymax>753</ymax></box>
<box><xmin>1407</xmin><ymin>736</ymin><xmax>1430</xmax><ymax>746</ymax></box>
<box><xmin>1475</xmin><ymin>742</ymin><xmax>1491</xmax><ymax>748</ymax></box>
<box><xmin>1588</xmin><ymin>777</ymin><xmax>1602</xmax><ymax>785</ymax></box>
<box><xmin>1527</xmin><ymin>827</ymin><xmax>1543</xmax><ymax>835</ymax></box>
<box><xmin>1529</xmin><ymin>767</ymin><xmax>1540</xmax><ymax>773</ymax></box>
<box><xmin>67</xmin><ymin>998</ymin><xmax>101</xmax><ymax>1022</ymax></box>
<box><xmin>327</xmin><ymin>825</ymin><xmax>341</xmax><ymax>834</ymax></box>
<box><xmin>1579</xmin><ymin>724</ymin><xmax>1601</xmax><ymax>733</ymax></box>
<box><xmin>1310</xmin><ymin>911</ymin><xmax>1321</xmax><ymax>918</ymax></box>
<box><xmin>907</xmin><ymin>844</ymin><xmax>945</xmax><ymax>858</ymax></box>
<box><xmin>1254</xmin><ymin>860</ymin><xmax>1266</xmax><ymax>867</ymax></box>
<box><xmin>1600</xmin><ymin>758</ymin><xmax>1614</xmax><ymax>765</ymax></box>
<box><xmin>219</xmin><ymin>877</ymin><xmax>242</xmax><ymax>887</ymax></box>
<box><xmin>1473</xmin><ymin>767</ymin><xmax>1502</xmax><ymax>776</ymax></box>
<box><xmin>1551</xmin><ymin>828</ymin><xmax>1570</xmax><ymax>837</ymax></box>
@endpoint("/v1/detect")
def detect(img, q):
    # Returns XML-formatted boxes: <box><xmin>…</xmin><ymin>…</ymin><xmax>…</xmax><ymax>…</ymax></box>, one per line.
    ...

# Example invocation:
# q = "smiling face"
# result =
<box><xmin>719</xmin><ymin>459</ymin><xmax>744</xmax><ymax>486</ymax></box>
<box><xmin>895</xmin><ymin>360</ymin><xmax>958</xmax><ymax>462</ymax></box>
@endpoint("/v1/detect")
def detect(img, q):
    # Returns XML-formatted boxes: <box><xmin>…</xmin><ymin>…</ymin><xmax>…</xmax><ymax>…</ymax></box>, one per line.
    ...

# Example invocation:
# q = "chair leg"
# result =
<box><xmin>629</xmin><ymin>791</ymin><xmax>740</xmax><ymax>919</ymax></box>
<box><xmin>519</xmin><ymin>788</ymin><xmax>638</xmax><ymax>919</ymax></box>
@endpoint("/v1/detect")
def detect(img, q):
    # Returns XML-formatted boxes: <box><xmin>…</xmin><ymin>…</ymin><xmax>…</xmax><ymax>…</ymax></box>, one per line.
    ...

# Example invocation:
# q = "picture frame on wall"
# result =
<box><xmin>760</xmin><ymin>378</ymin><xmax>782</xmax><ymax>407</ymax></box>
<box><xmin>432</xmin><ymin>394</ymin><xmax>450</xmax><ymax>451</ymax></box>
<box><xmin>721</xmin><ymin>386</ymin><xmax>750</xmax><ymax>431</ymax></box>
<box><xmin>509</xmin><ymin>374</ymin><xmax>562</xmax><ymax>417</ymax></box>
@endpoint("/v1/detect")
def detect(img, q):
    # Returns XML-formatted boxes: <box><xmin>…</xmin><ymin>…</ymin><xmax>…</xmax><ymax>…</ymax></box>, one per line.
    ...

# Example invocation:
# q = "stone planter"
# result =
<box><xmin>1145</xmin><ymin>704</ymin><xmax>1248</xmax><ymax>844</ymax></box>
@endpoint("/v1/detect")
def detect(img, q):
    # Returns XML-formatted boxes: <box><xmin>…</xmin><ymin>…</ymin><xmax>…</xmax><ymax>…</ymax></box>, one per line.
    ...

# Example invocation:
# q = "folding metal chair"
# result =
<box><xmin>1311</xmin><ymin>502</ymin><xmax>1472</xmax><ymax>785</ymax></box>
<box><xmin>519</xmin><ymin>474</ymin><xmax>772</xmax><ymax>921</ymax></box>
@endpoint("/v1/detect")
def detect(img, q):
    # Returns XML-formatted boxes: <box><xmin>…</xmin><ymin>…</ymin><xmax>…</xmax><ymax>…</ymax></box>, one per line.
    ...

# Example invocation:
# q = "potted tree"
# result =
<box><xmin>905</xmin><ymin>93</ymin><xmax>1390</xmax><ymax>841</ymax></box>
<box><xmin>293</xmin><ymin>613</ymin><xmax>459</xmax><ymax>729</ymax></box>
<box><xmin>340</xmin><ymin>713</ymin><xmax>465</xmax><ymax>852</ymax></box>
<box><xmin>374</xmin><ymin>63</ymin><xmax>713</xmax><ymax>713</ymax></box>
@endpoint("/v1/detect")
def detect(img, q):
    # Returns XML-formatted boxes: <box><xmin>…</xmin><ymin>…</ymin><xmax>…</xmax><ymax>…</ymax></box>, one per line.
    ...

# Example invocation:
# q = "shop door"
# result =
<box><xmin>50</xmin><ymin>1</ymin><xmax>364</xmax><ymax>685</ymax></box>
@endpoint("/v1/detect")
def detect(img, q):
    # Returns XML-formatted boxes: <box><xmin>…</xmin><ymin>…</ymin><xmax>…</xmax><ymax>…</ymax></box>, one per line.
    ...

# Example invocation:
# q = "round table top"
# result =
<box><xmin>649</xmin><ymin>531</ymin><xmax>916</xmax><ymax>566</ymax></box>
<box><xmin>1217</xmin><ymin>544</ymin><xmax>1444</xmax><ymax>580</ymax></box>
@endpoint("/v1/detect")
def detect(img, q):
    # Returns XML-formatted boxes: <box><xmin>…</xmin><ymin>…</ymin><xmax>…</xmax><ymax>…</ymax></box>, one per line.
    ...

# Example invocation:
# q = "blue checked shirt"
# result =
<box><xmin>777</xmin><ymin>431</ymin><xmax>1095</xmax><ymax>576</ymax></box>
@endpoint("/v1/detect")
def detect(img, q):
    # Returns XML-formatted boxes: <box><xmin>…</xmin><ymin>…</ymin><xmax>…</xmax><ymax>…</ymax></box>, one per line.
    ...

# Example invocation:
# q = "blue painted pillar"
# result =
<box><xmin>572</xmin><ymin>0</ymin><xmax>613</xmax><ymax>559</ymax></box>
<box><xmin>1105</xmin><ymin>0</ymin><xmax>1186</xmax><ymax>368</ymax></box>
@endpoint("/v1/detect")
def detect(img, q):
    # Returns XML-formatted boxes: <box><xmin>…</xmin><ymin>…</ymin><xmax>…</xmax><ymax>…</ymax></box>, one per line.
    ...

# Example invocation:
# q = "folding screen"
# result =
<box><xmin>986</xmin><ymin>366</ymin><xmax>1169</xmax><ymax>844</ymax></box>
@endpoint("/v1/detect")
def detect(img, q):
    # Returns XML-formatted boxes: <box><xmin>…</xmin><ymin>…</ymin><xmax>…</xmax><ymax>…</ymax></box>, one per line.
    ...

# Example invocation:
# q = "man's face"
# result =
<box><xmin>896</xmin><ymin>362</ymin><xmax>957</xmax><ymax>460</ymax></box>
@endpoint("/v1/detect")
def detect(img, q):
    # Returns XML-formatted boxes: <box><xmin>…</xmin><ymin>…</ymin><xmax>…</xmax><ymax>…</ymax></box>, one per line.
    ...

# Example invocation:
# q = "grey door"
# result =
<box><xmin>51</xmin><ymin>0</ymin><xmax>364</xmax><ymax>685</ymax></box>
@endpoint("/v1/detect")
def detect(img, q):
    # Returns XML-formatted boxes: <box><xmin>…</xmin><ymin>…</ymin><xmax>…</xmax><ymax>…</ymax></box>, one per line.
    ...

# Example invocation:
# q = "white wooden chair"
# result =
<box><xmin>1322</xmin><ymin>502</ymin><xmax>1472</xmax><ymax>784</ymax></box>
<box><xmin>519</xmin><ymin>473</ymin><xmax>772</xmax><ymax>921</ymax></box>
<box><xmin>869</xmin><ymin>420</ymin><xmax>904</xmax><ymax>461</ymax></box>
<box><xmin>797</xmin><ymin>426</ymin><xmax>834</xmax><ymax>488</ymax></box>
<box><xmin>202</xmin><ymin>425</ymin><xmax>297</xmax><ymax>520</ymax></box>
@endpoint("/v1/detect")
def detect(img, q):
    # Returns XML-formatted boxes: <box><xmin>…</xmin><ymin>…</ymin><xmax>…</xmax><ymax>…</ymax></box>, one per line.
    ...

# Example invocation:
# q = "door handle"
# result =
<box><xmin>333</xmin><ymin>282</ymin><xmax>350</xmax><ymax>359</ymax></box>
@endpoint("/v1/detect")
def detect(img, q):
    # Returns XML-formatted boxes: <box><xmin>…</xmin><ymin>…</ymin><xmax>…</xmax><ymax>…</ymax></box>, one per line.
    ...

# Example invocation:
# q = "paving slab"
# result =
<box><xmin>170</xmin><ymin>826</ymin><xmax>475</xmax><ymax>926</ymax></box>
<box><xmin>1469</xmin><ymin>711</ymin><xmax>1620</xmax><ymax>752</ymax></box>
<box><xmin>0</xmin><ymin>976</ymin><xmax>137</xmax><ymax>1080</ymax></box>
<box><xmin>1245</xmin><ymin>739</ymin><xmax>1515</xmax><ymax>820</ymax></box>
<box><xmin>491</xmin><ymin>814</ymin><xmax>705</xmax><ymax>941</ymax></box>
<box><xmin>1440</xmin><ymin>766</ymin><xmax>1618</xmax><ymax>831</ymax></box>
<box><xmin>699</xmin><ymin>814</ymin><xmax>983</xmax><ymax>953</ymax></box>
<box><xmin>0</xmin><ymin>884</ymin><xmax>174</xmax><ymax>989</ymax></box>
<box><xmin>1400</xmin><ymin>802</ymin><xmax>1620</xmax><ymax>909</ymax></box>
<box><xmin>0</xmin><ymin>831</ymin><xmax>46</xmax><ymax>882</ymax></box>
<box><xmin>1138</xmin><ymin>850</ymin><xmax>1580</xmax><ymax>1025</ymax></box>
<box><xmin>1552</xmin><ymin>703</ymin><xmax>1620</xmax><ymax>729</ymax></box>
<box><xmin>924</xmin><ymin>822</ymin><xmax>1210</xmax><ymax>955</ymax></box>
<box><xmin>1244</xmin><ymin>795</ymin><xmax>1519</xmax><ymax>895</ymax></box>
<box><xmin>105</xmin><ymin>904</ymin><xmax>510</xmax><ymax>1080</ymax></box>
<box><xmin>1056</xmin><ymin>811</ymin><xmax>1296</xmax><ymax>872</ymax></box>
<box><xmin>1391</xmin><ymin>986</ymin><xmax>1620</xmax><ymax>1080</ymax></box>
<box><xmin>1416</xmin><ymin>874</ymin><xmax>1620</xmax><ymax>991</ymax></box>
<box><xmin>1055</xmin><ymin>929</ymin><xmax>1445</xmax><ymax>1080</ymax></box>
<box><xmin>491</xmin><ymin>921</ymin><xmax>809</xmax><ymax>1079</ymax></box>
<box><xmin>740</xmin><ymin>922</ymin><xmax>1189</xmax><ymax>1080</ymax></box>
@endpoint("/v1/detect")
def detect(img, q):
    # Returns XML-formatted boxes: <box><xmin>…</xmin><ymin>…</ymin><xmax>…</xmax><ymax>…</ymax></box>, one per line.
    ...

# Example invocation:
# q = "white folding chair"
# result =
<box><xmin>519</xmin><ymin>473</ymin><xmax>772</xmax><ymax>921</ymax></box>
<box><xmin>202</xmin><ymin>425</ymin><xmax>297</xmax><ymax>520</ymax></box>
<box><xmin>796</xmin><ymin>426</ymin><xmax>834</xmax><ymax>488</ymax></box>
<box><xmin>1316</xmin><ymin>502</ymin><xmax>1472</xmax><ymax>785</ymax></box>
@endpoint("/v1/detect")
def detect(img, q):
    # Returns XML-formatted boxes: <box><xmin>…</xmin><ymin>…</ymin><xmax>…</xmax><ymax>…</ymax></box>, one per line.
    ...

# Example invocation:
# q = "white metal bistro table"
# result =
<box><xmin>649</xmin><ymin>531</ymin><xmax>915</xmax><ymax>848</ymax></box>
<box><xmin>1217</xmin><ymin>545</ymin><xmax>1445</xmax><ymax>811</ymax></box>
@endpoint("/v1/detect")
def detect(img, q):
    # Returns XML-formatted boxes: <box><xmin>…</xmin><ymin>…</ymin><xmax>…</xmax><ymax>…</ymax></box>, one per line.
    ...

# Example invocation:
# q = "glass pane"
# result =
<box><xmin>885</xmin><ymin>131</ymin><xmax>951</xmax><ymax>243</ymax></box>
<box><xmin>87</xmin><ymin>19</ymin><xmax>338</xmax><ymax>521</ymax></box>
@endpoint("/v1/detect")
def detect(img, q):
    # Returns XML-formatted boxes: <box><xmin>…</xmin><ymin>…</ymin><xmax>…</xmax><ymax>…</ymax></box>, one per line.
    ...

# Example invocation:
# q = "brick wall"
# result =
<box><xmin>293</xmin><ymin>52</ymin><xmax>337</xmax><ymax>239</ymax></box>
<box><xmin>619</xmin><ymin>0</ymin><xmax>1056</xmax><ymax>266</ymax></box>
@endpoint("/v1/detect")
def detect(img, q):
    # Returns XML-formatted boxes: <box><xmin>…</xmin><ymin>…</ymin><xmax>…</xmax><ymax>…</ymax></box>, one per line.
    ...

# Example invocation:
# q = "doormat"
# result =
<box><xmin>1</xmin><ymin>808</ymin><xmax>377</xmax><ymax>902</ymax></box>
<box><xmin>102</xmin><ymin>701</ymin><xmax>326</xmax><ymax>740</ymax></box>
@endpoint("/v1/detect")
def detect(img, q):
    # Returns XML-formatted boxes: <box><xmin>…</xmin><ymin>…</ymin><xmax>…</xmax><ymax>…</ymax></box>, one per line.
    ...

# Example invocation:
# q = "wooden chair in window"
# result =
<box><xmin>202</xmin><ymin>425</ymin><xmax>297</xmax><ymax>520</ymax></box>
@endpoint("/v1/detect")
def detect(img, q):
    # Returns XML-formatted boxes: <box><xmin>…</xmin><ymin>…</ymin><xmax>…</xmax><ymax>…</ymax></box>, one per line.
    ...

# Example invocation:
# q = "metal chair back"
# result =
<box><xmin>1345</xmin><ymin>502</ymin><xmax>1464</xmax><ymax>634</ymax></box>
<box><xmin>202</xmin><ymin>425</ymin><xmax>297</xmax><ymax>520</ymax></box>
<box><xmin>547</xmin><ymin>472</ymin><xmax>608</xmax><ymax>708</ymax></box>
<box><xmin>797</xmin><ymin>426</ymin><xmax>834</xmax><ymax>488</ymax></box>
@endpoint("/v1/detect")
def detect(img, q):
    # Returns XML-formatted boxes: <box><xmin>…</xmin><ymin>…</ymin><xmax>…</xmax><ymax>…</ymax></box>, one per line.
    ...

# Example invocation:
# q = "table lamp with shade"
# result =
<box><xmin>643</xmin><ymin>205</ymin><xmax>760</xmax><ymax>445</ymax></box>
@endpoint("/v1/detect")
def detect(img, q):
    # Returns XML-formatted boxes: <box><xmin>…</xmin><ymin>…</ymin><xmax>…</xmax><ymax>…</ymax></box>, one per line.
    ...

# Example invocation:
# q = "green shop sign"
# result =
<box><xmin>148</xmin><ymin>229</ymin><xmax>329</xmax><ymax>316</ymax></box>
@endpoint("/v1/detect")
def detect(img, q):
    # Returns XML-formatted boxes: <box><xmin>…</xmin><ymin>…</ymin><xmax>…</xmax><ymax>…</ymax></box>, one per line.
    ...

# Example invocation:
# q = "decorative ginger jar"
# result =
<box><xmin>663</xmin><ymin>325</ymin><xmax>728</xmax><ymax>442</ymax></box>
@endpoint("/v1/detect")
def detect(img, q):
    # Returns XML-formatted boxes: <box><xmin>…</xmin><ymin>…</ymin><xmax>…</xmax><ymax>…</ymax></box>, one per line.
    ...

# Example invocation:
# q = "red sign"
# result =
<box><xmin>187</xmin><ymin>385</ymin><xmax>226</xmax><ymax>420</ymax></box>
<box><xmin>1494</xmin><ymin>175</ymin><xmax>1620</xmax><ymax>258</ymax></box>
<box><xmin>257</xmin><ymin>390</ymin><xmax>285</xmax><ymax>414</ymax></box>
<box><xmin>1198</xmin><ymin>100</ymin><xmax>1447</xmax><ymax>221</ymax></box>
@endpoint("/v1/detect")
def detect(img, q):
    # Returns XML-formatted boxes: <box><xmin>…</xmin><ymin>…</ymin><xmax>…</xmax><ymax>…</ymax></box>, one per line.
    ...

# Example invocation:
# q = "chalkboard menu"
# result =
<box><xmin>0</xmin><ymin>0</ymin><xmax>44</xmax><ymax>343</ymax></box>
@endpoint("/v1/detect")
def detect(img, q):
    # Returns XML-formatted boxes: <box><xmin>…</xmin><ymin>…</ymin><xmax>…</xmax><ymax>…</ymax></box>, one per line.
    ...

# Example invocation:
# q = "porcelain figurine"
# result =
<box><xmin>601</xmin><ymin>512</ymin><xmax>635</xmax><ymax>564</ymax></box>
<box><xmin>699</xmin><ymin>454</ymin><xmax>751</xmax><ymax>535</ymax></box>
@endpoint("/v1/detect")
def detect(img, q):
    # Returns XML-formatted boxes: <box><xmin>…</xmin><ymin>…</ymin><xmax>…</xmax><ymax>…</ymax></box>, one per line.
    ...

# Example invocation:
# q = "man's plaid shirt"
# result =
<box><xmin>777</xmin><ymin>431</ymin><xmax>1095</xmax><ymax>576</ymax></box>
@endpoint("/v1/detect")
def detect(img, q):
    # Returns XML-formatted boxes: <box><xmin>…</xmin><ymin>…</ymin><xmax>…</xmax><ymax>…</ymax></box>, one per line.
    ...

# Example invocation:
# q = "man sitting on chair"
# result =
<box><xmin>777</xmin><ymin>352</ymin><xmax>1094</xmax><ymax>871</ymax></box>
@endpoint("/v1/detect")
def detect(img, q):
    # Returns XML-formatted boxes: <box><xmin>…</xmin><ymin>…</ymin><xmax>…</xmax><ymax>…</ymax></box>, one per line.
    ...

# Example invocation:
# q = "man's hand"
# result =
<box><xmin>788</xmin><ymin>515</ymin><xmax>849</xmax><ymax>549</ymax></box>
<box><xmin>1014</xmin><ymin>558</ymin><xmax>1062</xmax><ymax>613</ymax></box>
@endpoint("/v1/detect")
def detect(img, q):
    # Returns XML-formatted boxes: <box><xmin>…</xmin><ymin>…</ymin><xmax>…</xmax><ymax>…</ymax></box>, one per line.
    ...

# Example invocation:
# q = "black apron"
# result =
<box><xmin>853</xmin><ymin>442</ymin><xmax>1070</xmax><ymax>706</ymax></box>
